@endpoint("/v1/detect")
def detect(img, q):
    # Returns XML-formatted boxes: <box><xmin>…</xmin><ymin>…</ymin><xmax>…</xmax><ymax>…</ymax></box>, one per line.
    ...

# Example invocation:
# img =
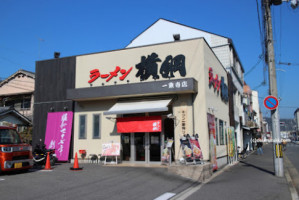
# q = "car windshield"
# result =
<box><xmin>0</xmin><ymin>129</ymin><xmax>22</xmax><ymax>144</ymax></box>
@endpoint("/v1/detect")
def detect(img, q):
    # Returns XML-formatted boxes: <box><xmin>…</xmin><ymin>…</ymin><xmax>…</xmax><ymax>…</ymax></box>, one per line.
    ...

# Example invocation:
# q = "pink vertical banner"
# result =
<box><xmin>44</xmin><ymin>112</ymin><xmax>73</xmax><ymax>161</ymax></box>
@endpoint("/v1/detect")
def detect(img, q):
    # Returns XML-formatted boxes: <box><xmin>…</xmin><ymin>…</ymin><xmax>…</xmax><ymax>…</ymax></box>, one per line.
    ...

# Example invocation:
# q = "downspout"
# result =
<box><xmin>192</xmin><ymin>93</ymin><xmax>195</xmax><ymax>135</ymax></box>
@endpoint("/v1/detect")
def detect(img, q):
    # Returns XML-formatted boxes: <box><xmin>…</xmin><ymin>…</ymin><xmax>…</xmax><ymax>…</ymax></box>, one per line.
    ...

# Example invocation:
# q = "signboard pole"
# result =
<box><xmin>264</xmin><ymin>0</ymin><xmax>283</xmax><ymax>177</ymax></box>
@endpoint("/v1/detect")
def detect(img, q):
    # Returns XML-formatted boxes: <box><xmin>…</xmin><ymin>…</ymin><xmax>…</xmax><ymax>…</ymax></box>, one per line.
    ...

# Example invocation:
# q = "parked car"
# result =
<box><xmin>0</xmin><ymin>122</ymin><xmax>33</xmax><ymax>173</ymax></box>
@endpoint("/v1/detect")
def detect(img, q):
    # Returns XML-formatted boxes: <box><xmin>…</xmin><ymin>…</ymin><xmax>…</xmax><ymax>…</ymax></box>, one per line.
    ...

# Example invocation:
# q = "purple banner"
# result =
<box><xmin>44</xmin><ymin>112</ymin><xmax>73</xmax><ymax>161</ymax></box>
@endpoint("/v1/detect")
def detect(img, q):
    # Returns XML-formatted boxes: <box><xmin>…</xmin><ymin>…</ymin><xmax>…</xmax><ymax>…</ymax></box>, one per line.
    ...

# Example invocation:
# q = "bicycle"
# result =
<box><xmin>237</xmin><ymin>144</ymin><xmax>248</xmax><ymax>160</ymax></box>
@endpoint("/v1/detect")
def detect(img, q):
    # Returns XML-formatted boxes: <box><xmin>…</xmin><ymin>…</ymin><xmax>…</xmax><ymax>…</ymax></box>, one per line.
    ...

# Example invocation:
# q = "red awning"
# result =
<box><xmin>117</xmin><ymin>116</ymin><xmax>162</xmax><ymax>133</ymax></box>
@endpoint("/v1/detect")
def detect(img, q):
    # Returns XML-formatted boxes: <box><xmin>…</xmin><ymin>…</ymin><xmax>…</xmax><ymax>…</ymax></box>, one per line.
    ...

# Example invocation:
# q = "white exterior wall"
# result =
<box><xmin>211</xmin><ymin>46</ymin><xmax>230</xmax><ymax>68</ymax></box>
<box><xmin>252</xmin><ymin>90</ymin><xmax>260</xmax><ymax>128</ymax></box>
<box><xmin>210</xmin><ymin>34</ymin><xmax>228</xmax><ymax>47</ymax></box>
<box><xmin>127</xmin><ymin>19</ymin><xmax>214</xmax><ymax>48</ymax></box>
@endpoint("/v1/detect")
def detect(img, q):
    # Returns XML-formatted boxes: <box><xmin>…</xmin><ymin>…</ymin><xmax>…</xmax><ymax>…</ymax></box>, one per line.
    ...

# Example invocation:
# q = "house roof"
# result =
<box><xmin>0</xmin><ymin>107</ymin><xmax>32</xmax><ymax>125</ymax></box>
<box><xmin>0</xmin><ymin>69</ymin><xmax>35</xmax><ymax>87</ymax></box>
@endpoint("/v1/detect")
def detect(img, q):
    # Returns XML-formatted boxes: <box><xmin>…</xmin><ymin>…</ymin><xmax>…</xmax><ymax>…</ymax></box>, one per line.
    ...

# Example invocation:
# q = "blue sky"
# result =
<box><xmin>0</xmin><ymin>0</ymin><xmax>298</xmax><ymax>119</ymax></box>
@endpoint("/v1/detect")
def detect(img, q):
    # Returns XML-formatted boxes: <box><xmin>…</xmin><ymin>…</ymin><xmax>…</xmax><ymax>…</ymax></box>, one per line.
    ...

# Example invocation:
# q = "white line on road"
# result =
<box><xmin>285</xmin><ymin>170</ymin><xmax>299</xmax><ymax>200</ymax></box>
<box><xmin>154</xmin><ymin>192</ymin><xmax>176</xmax><ymax>200</ymax></box>
<box><xmin>0</xmin><ymin>178</ymin><xmax>5</xmax><ymax>181</ymax></box>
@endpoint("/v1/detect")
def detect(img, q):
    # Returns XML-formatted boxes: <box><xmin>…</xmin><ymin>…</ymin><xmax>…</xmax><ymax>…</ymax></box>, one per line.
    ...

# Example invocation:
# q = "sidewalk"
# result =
<box><xmin>176</xmin><ymin>143</ymin><xmax>293</xmax><ymax>200</ymax></box>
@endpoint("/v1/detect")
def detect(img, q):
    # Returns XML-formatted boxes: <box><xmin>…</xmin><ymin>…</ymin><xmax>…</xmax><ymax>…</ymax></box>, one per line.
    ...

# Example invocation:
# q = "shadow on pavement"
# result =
<box><xmin>239</xmin><ymin>160</ymin><xmax>275</xmax><ymax>176</ymax></box>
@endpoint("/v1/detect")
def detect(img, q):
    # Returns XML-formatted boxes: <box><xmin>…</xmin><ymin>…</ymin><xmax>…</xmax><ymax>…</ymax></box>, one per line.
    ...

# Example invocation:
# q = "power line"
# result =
<box><xmin>0</xmin><ymin>56</ymin><xmax>23</xmax><ymax>66</ymax></box>
<box><xmin>256</xmin><ymin>0</ymin><xmax>266</xmax><ymax>55</ymax></box>
<box><xmin>245</xmin><ymin>54</ymin><xmax>264</xmax><ymax>77</ymax></box>
<box><xmin>278</xmin><ymin>62</ymin><xmax>299</xmax><ymax>66</ymax></box>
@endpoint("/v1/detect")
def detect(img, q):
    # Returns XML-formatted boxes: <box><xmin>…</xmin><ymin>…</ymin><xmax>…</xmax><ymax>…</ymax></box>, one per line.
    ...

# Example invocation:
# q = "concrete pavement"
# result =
<box><xmin>173</xmin><ymin>143</ymin><xmax>293</xmax><ymax>200</ymax></box>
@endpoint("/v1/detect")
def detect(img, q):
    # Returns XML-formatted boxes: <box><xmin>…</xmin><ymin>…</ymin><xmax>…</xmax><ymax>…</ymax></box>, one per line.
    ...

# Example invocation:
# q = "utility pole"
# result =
<box><xmin>263</xmin><ymin>0</ymin><xmax>284</xmax><ymax>177</ymax></box>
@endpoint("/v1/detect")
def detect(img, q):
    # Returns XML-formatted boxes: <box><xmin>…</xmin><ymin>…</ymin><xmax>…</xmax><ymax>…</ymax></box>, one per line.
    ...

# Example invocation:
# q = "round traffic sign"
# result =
<box><xmin>264</xmin><ymin>96</ymin><xmax>279</xmax><ymax>110</ymax></box>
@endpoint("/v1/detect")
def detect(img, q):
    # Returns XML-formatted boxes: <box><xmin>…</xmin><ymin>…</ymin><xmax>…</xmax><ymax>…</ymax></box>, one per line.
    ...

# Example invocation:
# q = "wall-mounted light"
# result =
<box><xmin>63</xmin><ymin>106</ymin><xmax>68</xmax><ymax>111</ymax></box>
<box><xmin>208</xmin><ymin>107</ymin><xmax>217</xmax><ymax>113</ymax></box>
<box><xmin>105</xmin><ymin>116</ymin><xmax>116</xmax><ymax>121</ymax></box>
<box><xmin>166</xmin><ymin>113</ymin><xmax>178</xmax><ymax>126</ymax></box>
<box><xmin>167</xmin><ymin>113</ymin><xmax>175</xmax><ymax>118</ymax></box>
<box><xmin>50</xmin><ymin>107</ymin><xmax>54</xmax><ymax>112</ymax></box>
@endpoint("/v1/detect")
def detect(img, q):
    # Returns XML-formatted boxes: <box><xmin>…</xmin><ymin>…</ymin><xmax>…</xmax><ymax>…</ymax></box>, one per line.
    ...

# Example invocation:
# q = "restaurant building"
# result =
<box><xmin>34</xmin><ymin>38</ymin><xmax>230</xmax><ymax>167</ymax></box>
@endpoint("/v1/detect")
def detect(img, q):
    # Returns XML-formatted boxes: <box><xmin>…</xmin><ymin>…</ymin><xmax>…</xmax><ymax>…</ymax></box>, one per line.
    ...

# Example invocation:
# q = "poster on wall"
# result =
<box><xmin>227</xmin><ymin>127</ymin><xmax>236</xmax><ymax>159</ymax></box>
<box><xmin>44</xmin><ymin>112</ymin><xmax>73</xmax><ymax>161</ymax></box>
<box><xmin>207</xmin><ymin>113</ymin><xmax>218</xmax><ymax>171</ymax></box>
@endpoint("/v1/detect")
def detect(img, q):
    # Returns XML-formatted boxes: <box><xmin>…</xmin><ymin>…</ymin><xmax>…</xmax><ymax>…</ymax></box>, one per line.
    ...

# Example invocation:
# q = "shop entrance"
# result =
<box><xmin>121</xmin><ymin>132</ymin><xmax>161</xmax><ymax>163</ymax></box>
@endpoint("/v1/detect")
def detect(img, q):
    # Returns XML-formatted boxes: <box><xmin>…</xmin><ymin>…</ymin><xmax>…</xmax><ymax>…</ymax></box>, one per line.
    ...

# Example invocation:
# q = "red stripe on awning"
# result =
<box><xmin>117</xmin><ymin>116</ymin><xmax>162</xmax><ymax>133</ymax></box>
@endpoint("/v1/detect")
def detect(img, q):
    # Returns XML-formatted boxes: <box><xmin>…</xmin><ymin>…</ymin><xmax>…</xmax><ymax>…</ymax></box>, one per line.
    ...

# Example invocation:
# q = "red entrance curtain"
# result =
<box><xmin>117</xmin><ymin>116</ymin><xmax>162</xmax><ymax>133</ymax></box>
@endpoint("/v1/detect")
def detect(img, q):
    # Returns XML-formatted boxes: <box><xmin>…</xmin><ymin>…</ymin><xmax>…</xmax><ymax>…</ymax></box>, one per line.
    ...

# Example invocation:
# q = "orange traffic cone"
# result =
<box><xmin>70</xmin><ymin>152</ymin><xmax>83</xmax><ymax>171</ymax></box>
<box><xmin>44</xmin><ymin>152</ymin><xmax>52</xmax><ymax>170</ymax></box>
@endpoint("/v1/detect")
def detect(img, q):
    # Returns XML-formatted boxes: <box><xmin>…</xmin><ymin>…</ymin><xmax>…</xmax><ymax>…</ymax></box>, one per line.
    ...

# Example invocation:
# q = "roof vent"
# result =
<box><xmin>54</xmin><ymin>52</ymin><xmax>60</xmax><ymax>59</ymax></box>
<box><xmin>173</xmin><ymin>34</ymin><xmax>180</xmax><ymax>41</ymax></box>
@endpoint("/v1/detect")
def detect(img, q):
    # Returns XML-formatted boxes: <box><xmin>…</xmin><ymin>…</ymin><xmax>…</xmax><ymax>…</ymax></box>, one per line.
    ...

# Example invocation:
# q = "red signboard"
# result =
<box><xmin>117</xmin><ymin>116</ymin><xmax>162</xmax><ymax>133</ymax></box>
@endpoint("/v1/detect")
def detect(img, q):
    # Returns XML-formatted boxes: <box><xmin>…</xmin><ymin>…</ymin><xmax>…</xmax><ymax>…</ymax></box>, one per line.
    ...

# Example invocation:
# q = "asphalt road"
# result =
<box><xmin>284</xmin><ymin>142</ymin><xmax>299</xmax><ymax>174</ymax></box>
<box><xmin>1</xmin><ymin>143</ymin><xmax>298</xmax><ymax>200</ymax></box>
<box><xmin>284</xmin><ymin>142</ymin><xmax>299</xmax><ymax>194</ymax></box>
<box><xmin>0</xmin><ymin>163</ymin><xmax>197</xmax><ymax>200</ymax></box>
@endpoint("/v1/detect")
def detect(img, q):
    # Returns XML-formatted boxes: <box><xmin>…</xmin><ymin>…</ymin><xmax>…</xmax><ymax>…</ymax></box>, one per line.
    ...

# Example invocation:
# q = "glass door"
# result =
<box><xmin>121</xmin><ymin>134</ymin><xmax>131</xmax><ymax>161</ymax></box>
<box><xmin>135</xmin><ymin>133</ymin><xmax>145</xmax><ymax>161</ymax></box>
<box><xmin>123</xmin><ymin>132</ymin><xmax>161</xmax><ymax>163</ymax></box>
<box><xmin>149</xmin><ymin>132</ymin><xmax>161</xmax><ymax>162</ymax></box>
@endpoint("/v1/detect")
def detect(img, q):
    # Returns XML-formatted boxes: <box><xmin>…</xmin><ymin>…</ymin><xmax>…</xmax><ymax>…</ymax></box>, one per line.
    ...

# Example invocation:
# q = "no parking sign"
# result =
<box><xmin>264</xmin><ymin>96</ymin><xmax>279</xmax><ymax>110</ymax></box>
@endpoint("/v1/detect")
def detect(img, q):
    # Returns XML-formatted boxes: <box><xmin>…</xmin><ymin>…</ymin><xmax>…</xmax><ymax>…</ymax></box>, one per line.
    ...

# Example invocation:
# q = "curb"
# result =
<box><xmin>284</xmin><ymin>155</ymin><xmax>299</xmax><ymax>200</ymax></box>
<box><xmin>285</xmin><ymin>169</ymin><xmax>299</xmax><ymax>200</ymax></box>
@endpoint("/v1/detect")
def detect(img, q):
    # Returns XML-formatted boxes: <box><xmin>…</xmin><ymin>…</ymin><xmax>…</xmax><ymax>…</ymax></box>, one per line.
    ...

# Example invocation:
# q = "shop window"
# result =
<box><xmin>219</xmin><ymin>120</ymin><xmax>224</xmax><ymax>145</ymax></box>
<box><xmin>93</xmin><ymin>114</ymin><xmax>101</xmax><ymax>139</ymax></box>
<box><xmin>215</xmin><ymin>118</ymin><xmax>219</xmax><ymax>145</ymax></box>
<box><xmin>79</xmin><ymin>115</ymin><xmax>86</xmax><ymax>139</ymax></box>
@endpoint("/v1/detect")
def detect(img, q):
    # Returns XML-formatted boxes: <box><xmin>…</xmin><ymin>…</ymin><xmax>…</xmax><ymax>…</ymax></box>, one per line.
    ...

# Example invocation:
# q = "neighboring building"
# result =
<box><xmin>294</xmin><ymin>108</ymin><xmax>299</xmax><ymax>140</ymax></box>
<box><xmin>251</xmin><ymin>90</ymin><xmax>262</xmax><ymax>140</ymax></box>
<box><xmin>262</xmin><ymin>119</ymin><xmax>270</xmax><ymax>140</ymax></box>
<box><xmin>242</xmin><ymin>83</ymin><xmax>259</xmax><ymax>151</ymax></box>
<box><xmin>126</xmin><ymin>18</ymin><xmax>245</xmax><ymax>153</ymax></box>
<box><xmin>34</xmin><ymin>38</ymin><xmax>231</xmax><ymax>168</ymax></box>
<box><xmin>0</xmin><ymin>69</ymin><xmax>35</xmax><ymax>121</ymax></box>
<box><xmin>0</xmin><ymin>107</ymin><xmax>32</xmax><ymax>132</ymax></box>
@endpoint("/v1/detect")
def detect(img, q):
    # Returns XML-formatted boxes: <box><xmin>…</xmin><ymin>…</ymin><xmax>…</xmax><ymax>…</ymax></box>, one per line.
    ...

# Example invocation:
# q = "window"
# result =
<box><xmin>93</xmin><ymin>114</ymin><xmax>101</xmax><ymax>139</ymax></box>
<box><xmin>79</xmin><ymin>115</ymin><xmax>86</xmax><ymax>139</ymax></box>
<box><xmin>219</xmin><ymin>120</ymin><xmax>224</xmax><ymax>145</ymax></box>
<box><xmin>21</xmin><ymin>97</ymin><xmax>31</xmax><ymax>110</ymax></box>
<box><xmin>215</xmin><ymin>118</ymin><xmax>219</xmax><ymax>145</ymax></box>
